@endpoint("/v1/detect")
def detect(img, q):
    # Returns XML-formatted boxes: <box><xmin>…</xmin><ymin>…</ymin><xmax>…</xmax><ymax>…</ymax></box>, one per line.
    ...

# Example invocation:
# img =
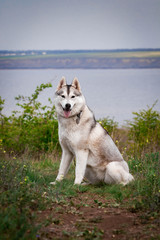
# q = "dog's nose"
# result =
<box><xmin>65</xmin><ymin>103</ymin><xmax>71</xmax><ymax>111</ymax></box>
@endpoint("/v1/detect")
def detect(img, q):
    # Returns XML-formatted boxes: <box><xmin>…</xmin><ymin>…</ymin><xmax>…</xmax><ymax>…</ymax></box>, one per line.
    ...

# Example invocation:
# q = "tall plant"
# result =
<box><xmin>128</xmin><ymin>101</ymin><xmax>160</xmax><ymax>157</ymax></box>
<box><xmin>0</xmin><ymin>83</ymin><xmax>60</xmax><ymax>156</ymax></box>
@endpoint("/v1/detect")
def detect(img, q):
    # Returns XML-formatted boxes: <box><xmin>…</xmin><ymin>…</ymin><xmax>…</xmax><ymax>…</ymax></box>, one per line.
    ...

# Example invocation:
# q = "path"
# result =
<box><xmin>37</xmin><ymin>193</ymin><xmax>160</xmax><ymax>239</ymax></box>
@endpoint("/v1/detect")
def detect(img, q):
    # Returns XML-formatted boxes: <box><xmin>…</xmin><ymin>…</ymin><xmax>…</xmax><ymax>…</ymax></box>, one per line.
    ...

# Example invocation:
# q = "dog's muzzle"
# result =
<box><xmin>63</xmin><ymin>103</ymin><xmax>71</xmax><ymax>118</ymax></box>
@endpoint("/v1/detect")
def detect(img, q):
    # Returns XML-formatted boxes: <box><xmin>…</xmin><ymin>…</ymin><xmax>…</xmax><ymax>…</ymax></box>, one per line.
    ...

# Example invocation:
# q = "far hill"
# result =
<box><xmin>0</xmin><ymin>49</ymin><xmax>160</xmax><ymax>69</ymax></box>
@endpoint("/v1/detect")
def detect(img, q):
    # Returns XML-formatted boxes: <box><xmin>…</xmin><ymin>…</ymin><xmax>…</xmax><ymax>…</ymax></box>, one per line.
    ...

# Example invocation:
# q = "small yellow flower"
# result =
<box><xmin>3</xmin><ymin>150</ymin><xmax>6</xmax><ymax>153</ymax></box>
<box><xmin>24</xmin><ymin>176</ymin><xmax>28</xmax><ymax>182</ymax></box>
<box><xmin>13</xmin><ymin>157</ymin><xmax>16</xmax><ymax>160</ymax></box>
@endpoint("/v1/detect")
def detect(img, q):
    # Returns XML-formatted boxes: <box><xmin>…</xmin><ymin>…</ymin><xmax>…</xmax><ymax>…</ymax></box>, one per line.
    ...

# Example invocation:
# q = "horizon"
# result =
<box><xmin>1</xmin><ymin>48</ymin><xmax>160</xmax><ymax>52</ymax></box>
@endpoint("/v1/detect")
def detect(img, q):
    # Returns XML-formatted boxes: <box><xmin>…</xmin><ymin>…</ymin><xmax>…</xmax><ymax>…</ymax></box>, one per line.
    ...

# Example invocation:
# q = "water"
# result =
<box><xmin>0</xmin><ymin>69</ymin><xmax>160</xmax><ymax>125</ymax></box>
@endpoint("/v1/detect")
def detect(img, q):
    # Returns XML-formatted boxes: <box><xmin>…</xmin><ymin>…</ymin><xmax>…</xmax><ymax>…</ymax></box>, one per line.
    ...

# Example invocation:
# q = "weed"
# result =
<box><xmin>0</xmin><ymin>157</ymin><xmax>59</xmax><ymax>240</ymax></box>
<box><xmin>128</xmin><ymin>101</ymin><xmax>160</xmax><ymax>157</ymax></box>
<box><xmin>129</xmin><ymin>152</ymin><xmax>160</xmax><ymax>212</ymax></box>
<box><xmin>63</xmin><ymin>227</ymin><xmax>104</xmax><ymax>240</ymax></box>
<box><xmin>82</xmin><ymin>227</ymin><xmax>104</xmax><ymax>240</ymax></box>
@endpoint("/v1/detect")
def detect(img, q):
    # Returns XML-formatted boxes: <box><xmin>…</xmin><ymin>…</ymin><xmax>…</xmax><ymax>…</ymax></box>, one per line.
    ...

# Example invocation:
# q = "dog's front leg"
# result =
<box><xmin>74</xmin><ymin>149</ymin><xmax>89</xmax><ymax>185</ymax></box>
<box><xmin>51</xmin><ymin>147</ymin><xmax>73</xmax><ymax>185</ymax></box>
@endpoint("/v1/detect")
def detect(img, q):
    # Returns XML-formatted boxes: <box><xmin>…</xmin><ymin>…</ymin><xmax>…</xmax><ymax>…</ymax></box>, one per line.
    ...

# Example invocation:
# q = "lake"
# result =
<box><xmin>0</xmin><ymin>69</ymin><xmax>160</xmax><ymax>125</ymax></box>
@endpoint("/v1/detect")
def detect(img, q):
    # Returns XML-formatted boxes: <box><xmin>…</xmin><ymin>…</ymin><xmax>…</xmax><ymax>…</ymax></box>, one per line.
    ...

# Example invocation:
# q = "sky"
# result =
<box><xmin>0</xmin><ymin>0</ymin><xmax>160</xmax><ymax>50</ymax></box>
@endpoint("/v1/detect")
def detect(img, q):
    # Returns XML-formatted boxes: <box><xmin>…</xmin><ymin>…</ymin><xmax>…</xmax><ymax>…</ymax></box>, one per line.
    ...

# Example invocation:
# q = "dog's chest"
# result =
<box><xmin>59</xmin><ymin>122</ymin><xmax>88</xmax><ymax>152</ymax></box>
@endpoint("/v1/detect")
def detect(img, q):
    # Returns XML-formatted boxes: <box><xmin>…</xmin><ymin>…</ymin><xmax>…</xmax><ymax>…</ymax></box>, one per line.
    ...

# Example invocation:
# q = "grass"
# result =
<box><xmin>0</xmin><ymin>151</ymin><xmax>160</xmax><ymax>239</ymax></box>
<box><xmin>0</xmin><ymin>156</ymin><xmax>59</xmax><ymax>240</ymax></box>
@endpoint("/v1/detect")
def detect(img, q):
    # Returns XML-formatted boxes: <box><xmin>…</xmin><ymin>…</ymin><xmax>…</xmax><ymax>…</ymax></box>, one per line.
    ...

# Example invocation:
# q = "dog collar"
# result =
<box><xmin>76</xmin><ymin>110</ymin><xmax>82</xmax><ymax>124</ymax></box>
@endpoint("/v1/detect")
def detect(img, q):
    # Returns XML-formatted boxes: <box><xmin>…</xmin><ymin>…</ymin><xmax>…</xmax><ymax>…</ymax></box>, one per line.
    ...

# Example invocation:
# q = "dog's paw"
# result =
<box><xmin>50</xmin><ymin>181</ymin><xmax>57</xmax><ymax>185</ymax></box>
<box><xmin>50</xmin><ymin>175</ymin><xmax>64</xmax><ymax>185</ymax></box>
<box><xmin>81</xmin><ymin>181</ymin><xmax>91</xmax><ymax>186</ymax></box>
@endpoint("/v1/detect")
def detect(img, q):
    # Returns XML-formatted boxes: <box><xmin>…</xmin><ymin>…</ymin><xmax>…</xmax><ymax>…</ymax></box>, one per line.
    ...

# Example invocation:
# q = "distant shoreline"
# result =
<box><xmin>0</xmin><ymin>49</ymin><xmax>160</xmax><ymax>69</ymax></box>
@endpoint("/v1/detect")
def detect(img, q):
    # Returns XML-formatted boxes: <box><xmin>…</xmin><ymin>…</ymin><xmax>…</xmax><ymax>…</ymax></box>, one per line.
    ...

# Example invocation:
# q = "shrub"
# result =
<box><xmin>0</xmin><ymin>83</ymin><xmax>60</xmax><ymax>156</ymax></box>
<box><xmin>127</xmin><ymin>102</ymin><xmax>160</xmax><ymax>157</ymax></box>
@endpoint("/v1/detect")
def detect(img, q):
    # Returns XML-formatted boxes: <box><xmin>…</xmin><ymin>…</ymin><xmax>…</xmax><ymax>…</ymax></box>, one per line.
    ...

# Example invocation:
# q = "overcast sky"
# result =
<box><xmin>0</xmin><ymin>0</ymin><xmax>160</xmax><ymax>50</ymax></box>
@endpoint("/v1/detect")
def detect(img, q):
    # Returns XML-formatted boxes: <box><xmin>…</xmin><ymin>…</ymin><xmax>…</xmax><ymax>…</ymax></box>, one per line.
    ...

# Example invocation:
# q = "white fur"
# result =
<box><xmin>51</xmin><ymin>77</ymin><xmax>134</xmax><ymax>186</ymax></box>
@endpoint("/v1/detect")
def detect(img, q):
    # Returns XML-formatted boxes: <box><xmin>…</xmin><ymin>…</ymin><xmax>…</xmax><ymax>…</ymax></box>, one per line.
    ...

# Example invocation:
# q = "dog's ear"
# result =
<box><xmin>72</xmin><ymin>77</ymin><xmax>81</xmax><ymax>92</ymax></box>
<box><xmin>57</xmin><ymin>77</ymin><xmax>66</xmax><ymax>91</ymax></box>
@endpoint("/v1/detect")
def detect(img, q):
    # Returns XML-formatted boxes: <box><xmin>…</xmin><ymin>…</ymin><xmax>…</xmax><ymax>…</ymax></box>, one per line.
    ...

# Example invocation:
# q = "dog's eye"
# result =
<box><xmin>71</xmin><ymin>95</ymin><xmax>75</xmax><ymax>98</ymax></box>
<box><xmin>61</xmin><ymin>95</ymin><xmax>65</xmax><ymax>98</ymax></box>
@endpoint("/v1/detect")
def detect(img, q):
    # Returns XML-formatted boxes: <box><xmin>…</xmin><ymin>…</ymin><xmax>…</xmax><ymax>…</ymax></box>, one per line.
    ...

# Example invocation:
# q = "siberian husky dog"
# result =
<box><xmin>51</xmin><ymin>77</ymin><xmax>134</xmax><ymax>185</ymax></box>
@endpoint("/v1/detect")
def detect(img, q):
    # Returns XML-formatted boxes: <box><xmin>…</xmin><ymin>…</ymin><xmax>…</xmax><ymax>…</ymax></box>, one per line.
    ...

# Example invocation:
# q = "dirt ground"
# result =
<box><xmin>37</xmin><ymin>193</ymin><xmax>160</xmax><ymax>240</ymax></box>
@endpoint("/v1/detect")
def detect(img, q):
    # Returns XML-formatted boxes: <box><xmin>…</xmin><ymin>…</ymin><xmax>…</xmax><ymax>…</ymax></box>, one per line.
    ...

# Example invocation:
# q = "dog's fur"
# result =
<box><xmin>51</xmin><ymin>77</ymin><xmax>134</xmax><ymax>185</ymax></box>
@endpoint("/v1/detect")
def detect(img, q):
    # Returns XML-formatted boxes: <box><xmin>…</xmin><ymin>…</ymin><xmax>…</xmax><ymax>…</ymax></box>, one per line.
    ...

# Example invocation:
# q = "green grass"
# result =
<box><xmin>0</xmin><ymin>156</ymin><xmax>65</xmax><ymax>239</ymax></box>
<box><xmin>0</xmin><ymin>151</ymin><xmax>160</xmax><ymax>239</ymax></box>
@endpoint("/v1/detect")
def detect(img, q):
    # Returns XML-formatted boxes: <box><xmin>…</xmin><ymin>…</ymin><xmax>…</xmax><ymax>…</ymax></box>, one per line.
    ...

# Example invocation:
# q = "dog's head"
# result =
<box><xmin>54</xmin><ymin>77</ymin><xmax>85</xmax><ymax>118</ymax></box>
